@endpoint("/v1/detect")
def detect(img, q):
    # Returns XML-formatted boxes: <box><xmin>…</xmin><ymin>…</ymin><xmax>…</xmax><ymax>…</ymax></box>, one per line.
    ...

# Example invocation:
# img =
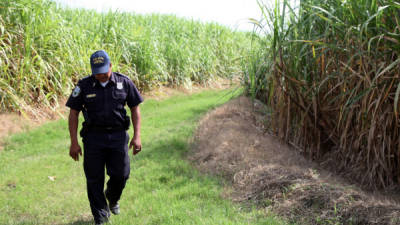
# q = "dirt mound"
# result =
<box><xmin>189</xmin><ymin>96</ymin><xmax>400</xmax><ymax>225</ymax></box>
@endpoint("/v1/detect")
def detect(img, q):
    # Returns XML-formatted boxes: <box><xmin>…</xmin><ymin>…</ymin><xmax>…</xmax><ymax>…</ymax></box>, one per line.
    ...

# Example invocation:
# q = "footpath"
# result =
<box><xmin>0</xmin><ymin>89</ymin><xmax>283</xmax><ymax>225</ymax></box>
<box><xmin>3</xmin><ymin>88</ymin><xmax>400</xmax><ymax>224</ymax></box>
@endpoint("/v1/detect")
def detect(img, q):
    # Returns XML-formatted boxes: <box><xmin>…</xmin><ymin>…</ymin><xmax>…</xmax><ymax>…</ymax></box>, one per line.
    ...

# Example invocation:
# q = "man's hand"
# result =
<box><xmin>70</xmin><ymin>143</ymin><xmax>82</xmax><ymax>161</ymax></box>
<box><xmin>68</xmin><ymin>109</ymin><xmax>81</xmax><ymax>161</ymax></box>
<box><xmin>129</xmin><ymin>136</ymin><xmax>142</xmax><ymax>155</ymax></box>
<box><xmin>130</xmin><ymin>105</ymin><xmax>142</xmax><ymax>156</ymax></box>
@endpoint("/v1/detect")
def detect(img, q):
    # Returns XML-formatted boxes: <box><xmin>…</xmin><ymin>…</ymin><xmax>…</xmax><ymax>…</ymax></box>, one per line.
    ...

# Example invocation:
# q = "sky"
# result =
<box><xmin>52</xmin><ymin>0</ymin><xmax>263</xmax><ymax>31</ymax></box>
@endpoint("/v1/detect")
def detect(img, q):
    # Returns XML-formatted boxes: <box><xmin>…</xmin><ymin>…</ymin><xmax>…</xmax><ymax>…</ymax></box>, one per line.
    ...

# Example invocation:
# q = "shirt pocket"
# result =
<box><xmin>84</xmin><ymin>93</ymin><xmax>98</xmax><ymax>111</ymax></box>
<box><xmin>112</xmin><ymin>90</ymin><xmax>127</xmax><ymax>109</ymax></box>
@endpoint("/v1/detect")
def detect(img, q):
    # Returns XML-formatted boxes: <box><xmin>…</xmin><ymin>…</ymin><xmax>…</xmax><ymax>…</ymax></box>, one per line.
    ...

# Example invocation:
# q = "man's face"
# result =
<box><xmin>94</xmin><ymin>64</ymin><xmax>112</xmax><ymax>83</ymax></box>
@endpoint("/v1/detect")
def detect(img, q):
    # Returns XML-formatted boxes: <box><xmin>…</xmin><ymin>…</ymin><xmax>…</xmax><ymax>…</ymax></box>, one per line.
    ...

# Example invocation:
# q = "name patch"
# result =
<box><xmin>86</xmin><ymin>94</ymin><xmax>96</xmax><ymax>98</ymax></box>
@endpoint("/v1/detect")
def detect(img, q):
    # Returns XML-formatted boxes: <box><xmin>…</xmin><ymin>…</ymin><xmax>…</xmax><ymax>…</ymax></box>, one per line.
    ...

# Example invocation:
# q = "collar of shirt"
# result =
<box><xmin>91</xmin><ymin>72</ymin><xmax>116</xmax><ymax>87</ymax></box>
<box><xmin>100</xmin><ymin>80</ymin><xmax>109</xmax><ymax>87</ymax></box>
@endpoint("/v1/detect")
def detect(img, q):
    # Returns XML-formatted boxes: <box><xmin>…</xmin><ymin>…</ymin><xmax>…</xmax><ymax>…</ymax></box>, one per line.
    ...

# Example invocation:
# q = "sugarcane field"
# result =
<box><xmin>1</xmin><ymin>0</ymin><xmax>400</xmax><ymax>224</ymax></box>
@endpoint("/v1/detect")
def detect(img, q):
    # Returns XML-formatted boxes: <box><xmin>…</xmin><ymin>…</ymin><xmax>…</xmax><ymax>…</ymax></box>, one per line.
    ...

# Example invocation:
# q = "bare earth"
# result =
<box><xmin>189</xmin><ymin>96</ymin><xmax>400</xmax><ymax>225</ymax></box>
<box><xmin>0</xmin><ymin>98</ymin><xmax>69</xmax><ymax>150</ymax></box>
<box><xmin>0</xmin><ymin>80</ymin><xmax>233</xmax><ymax>150</ymax></box>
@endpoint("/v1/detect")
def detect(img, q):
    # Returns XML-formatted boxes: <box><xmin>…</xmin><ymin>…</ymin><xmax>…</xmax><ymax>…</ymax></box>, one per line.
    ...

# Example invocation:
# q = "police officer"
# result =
<box><xmin>66</xmin><ymin>50</ymin><xmax>143</xmax><ymax>225</ymax></box>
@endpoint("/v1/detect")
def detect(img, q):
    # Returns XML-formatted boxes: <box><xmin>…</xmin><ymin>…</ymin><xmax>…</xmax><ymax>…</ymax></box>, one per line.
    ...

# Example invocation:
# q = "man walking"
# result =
<box><xmin>66</xmin><ymin>50</ymin><xmax>143</xmax><ymax>224</ymax></box>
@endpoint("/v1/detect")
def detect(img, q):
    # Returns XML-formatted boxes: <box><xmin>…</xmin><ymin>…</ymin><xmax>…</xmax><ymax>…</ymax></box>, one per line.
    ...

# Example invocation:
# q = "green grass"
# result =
<box><xmin>0</xmin><ymin>89</ymin><xmax>285</xmax><ymax>225</ymax></box>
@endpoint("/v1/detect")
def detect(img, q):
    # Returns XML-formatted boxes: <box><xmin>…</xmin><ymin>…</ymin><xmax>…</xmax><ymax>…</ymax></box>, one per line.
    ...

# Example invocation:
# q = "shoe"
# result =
<box><xmin>109</xmin><ymin>202</ymin><xmax>120</xmax><ymax>215</ymax></box>
<box><xmin>105</xmin><ymin>189</ymin><xmax>120</xmax><ymax>215</ymax></box>
<box><xmin>95</xmin><ymin>209</ymin><xmax>110</xmax><ymax>225</ymax></box>
<box><xmin>95</xmin><ymin>216</ymin><xmax>109</xmax><ymax>225</ymax></box>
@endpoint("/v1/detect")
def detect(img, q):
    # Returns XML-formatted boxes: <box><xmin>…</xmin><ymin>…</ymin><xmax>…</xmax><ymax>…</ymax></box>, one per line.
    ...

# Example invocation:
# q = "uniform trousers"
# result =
<box><xmin>82</xmin><ymin>130</ymin><xmax>130</xmax><ymax>223</ymax></box>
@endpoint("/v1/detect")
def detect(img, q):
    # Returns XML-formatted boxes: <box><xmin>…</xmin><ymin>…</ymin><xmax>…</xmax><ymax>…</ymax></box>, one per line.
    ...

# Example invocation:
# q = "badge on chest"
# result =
<box><xmin>117</xmin><ymin>82</ymin><xmax>123</xmax><ymax>90</ymax></box>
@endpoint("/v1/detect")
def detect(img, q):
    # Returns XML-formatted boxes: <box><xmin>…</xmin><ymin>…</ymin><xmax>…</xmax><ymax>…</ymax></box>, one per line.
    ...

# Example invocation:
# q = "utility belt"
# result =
<box><xmin>87</xmin><ymin>125</ymin><xmax>126</xmax><ymax>133</ymax></box>
<box><xmin>80</xmin><ymin>116</ymin><xmax>130</xmax><ymax>137</ymax></box>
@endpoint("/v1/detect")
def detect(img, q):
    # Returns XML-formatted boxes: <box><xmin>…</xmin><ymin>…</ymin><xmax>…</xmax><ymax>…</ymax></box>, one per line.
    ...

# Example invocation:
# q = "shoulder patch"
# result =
<box><xmin>72</xmin><ymin>86</ymin><xmax>81</xmax><ymax>97</ymax></box>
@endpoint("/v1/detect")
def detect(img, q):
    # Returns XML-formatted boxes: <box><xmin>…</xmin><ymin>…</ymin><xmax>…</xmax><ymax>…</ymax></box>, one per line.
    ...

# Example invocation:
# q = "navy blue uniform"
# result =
<box><xmin>66</xmin><ymin>72</ymin><xmax>143</xmax><ymax>223</ymax></box>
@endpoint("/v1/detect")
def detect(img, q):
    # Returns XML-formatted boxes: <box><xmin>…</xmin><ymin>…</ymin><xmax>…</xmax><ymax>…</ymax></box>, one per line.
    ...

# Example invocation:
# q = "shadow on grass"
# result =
<box><xmin>62</xmin><ymin>219</ymin><xmax>92</xmax><ymax>225</ymax></box>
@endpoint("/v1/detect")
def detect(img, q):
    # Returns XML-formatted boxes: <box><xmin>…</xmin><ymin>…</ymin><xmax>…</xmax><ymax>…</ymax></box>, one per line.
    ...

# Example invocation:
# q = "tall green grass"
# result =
<box><xmin>0</xmin><ymin>0</ymin><xmax>251</xmax><ymax>112</ymax></box>
<box><xmin>244</xmin><ymin>0</ymin><xmax>400</xmax><ymax>188</ymax></box>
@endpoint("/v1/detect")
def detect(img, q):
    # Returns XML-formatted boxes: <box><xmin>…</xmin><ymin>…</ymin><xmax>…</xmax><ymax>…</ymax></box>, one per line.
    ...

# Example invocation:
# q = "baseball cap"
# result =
<box><xmin>90</xmin><ymin>50</ymin><xmax>110</xmax><ymax>75</ymax></box>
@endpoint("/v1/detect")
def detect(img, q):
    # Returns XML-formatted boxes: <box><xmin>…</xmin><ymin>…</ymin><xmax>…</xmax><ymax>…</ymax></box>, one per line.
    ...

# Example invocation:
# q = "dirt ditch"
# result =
<box><xmin>189</xmin><ymin>96</ymin><xmax>400</xmax><ymax>225</ymax></box>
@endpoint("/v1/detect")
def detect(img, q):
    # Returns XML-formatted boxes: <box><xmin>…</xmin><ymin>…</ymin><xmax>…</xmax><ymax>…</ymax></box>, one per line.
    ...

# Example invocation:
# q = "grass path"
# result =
<box><xmin>0</xmin><ymin>89</ymin><xmax>284</xmax><ymax>225</ymax></box>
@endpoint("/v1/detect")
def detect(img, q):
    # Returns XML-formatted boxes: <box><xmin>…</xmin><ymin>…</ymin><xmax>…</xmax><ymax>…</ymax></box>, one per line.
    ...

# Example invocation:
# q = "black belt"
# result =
<box><xmin>87</xmin><ymin>126</ymin><xmax>126</xmax><ymax>133</ymax></box>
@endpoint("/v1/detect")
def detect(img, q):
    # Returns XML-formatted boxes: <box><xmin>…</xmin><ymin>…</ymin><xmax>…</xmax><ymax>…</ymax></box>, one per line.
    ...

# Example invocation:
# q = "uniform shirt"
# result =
<box><xmin>66</xmin><ymin>72</ymin><xmax>143</xmax><ymax>128</ymax></box>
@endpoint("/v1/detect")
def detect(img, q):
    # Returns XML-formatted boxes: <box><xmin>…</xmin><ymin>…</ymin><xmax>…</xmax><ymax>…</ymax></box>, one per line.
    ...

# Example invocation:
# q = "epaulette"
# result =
<box><xmin>114</xmin><ymin>72</ymin><xmax>129</xmax><ymax>79</ymax></box>
<box><xmin>77</xmin><ymin>75</ymin><xmax>92</xmax><ymax>84</ymax></box>
<box><xmin>81</xmin><ymin>75</ymin><xmax>91</xmax><ymax>80</ymax></box>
